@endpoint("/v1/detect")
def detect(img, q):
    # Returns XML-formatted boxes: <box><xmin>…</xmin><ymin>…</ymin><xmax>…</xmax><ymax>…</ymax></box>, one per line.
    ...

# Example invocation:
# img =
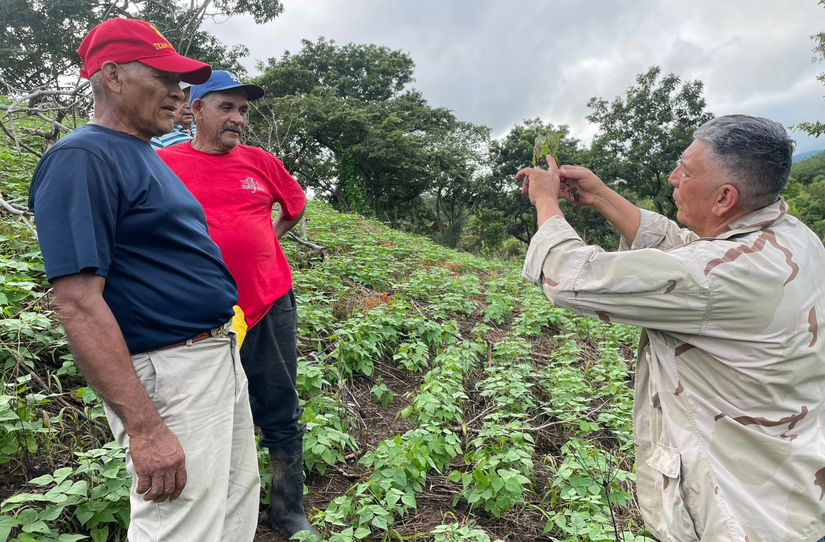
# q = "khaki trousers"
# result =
<box><xmin>104</xmin><ymin>335</ymin><xmax>260</xmax><ymax>542</ymax></box>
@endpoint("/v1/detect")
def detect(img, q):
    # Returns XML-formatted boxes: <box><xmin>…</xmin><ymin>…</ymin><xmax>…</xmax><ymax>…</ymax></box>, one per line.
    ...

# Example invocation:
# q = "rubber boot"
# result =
<box><xmin>268</xmin><ymin>440</ymin><xmax>322</xmax><ymax>540</ymax></box>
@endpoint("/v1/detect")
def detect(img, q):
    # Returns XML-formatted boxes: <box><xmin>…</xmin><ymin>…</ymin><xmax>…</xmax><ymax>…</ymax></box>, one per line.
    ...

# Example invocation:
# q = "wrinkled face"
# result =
<box><xmin>668</xmin><ymin>140</ymin><xmax>723</xmax><ymax>235</ymax></box>
<box><xmin>175</xmin><ymin>87</ymin><xmax>193</xmax><ymax>128</ymax></box>
<box><xmin>195</xmin><ymin>91</ymin><xmax>248</xmax><ymax>153</ymax></box>
<box><xmin>119</xmin><ymin>63</ymin><xmax>184</xmax><ymax>140</ymax></box>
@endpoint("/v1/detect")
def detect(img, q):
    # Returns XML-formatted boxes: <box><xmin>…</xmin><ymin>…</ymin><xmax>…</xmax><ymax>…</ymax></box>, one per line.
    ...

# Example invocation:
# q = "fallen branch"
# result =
<box><xmin>0</xmin><ymin>194</ymin><xmax>27</xmax><ymax>215</ymax></box>
<box><xmin>0</xmin><ymin>116</ymin><xmax>42</xmax><ymax>157</ymax></box>
<box><xmin>285</xmin><ymin>230</ymin><xmax>326</xmax><ymax>251</ymax></box>
<box><xmin>332</xmin><ymin>465</ymin><xmax>365</xmax><ymax>480</ymax></box>
<box><xmin>530</xmin><ymin>399</ymin><xmax>611</xmax><ymax>432</ymax></box>
<box><xmin>8</xmin><ymin>289</ymin><xmax>53</xmax><ymax>321</ymax></box>
<box><xmin>343</xmin><ymin>448</ymin><xmax>366</xmax><ymax>462</ymax></box>
<box><xmin>0</xmin><ymin>193</ymin><xmax>38</xmax><ymax>239</ymax></box>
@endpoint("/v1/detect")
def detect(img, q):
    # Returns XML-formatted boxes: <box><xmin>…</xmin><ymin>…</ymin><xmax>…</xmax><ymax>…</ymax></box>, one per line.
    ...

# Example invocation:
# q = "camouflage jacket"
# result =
<box><xmin>523</xmin><ymin>199</ymin><xmax>825</xmax><ymax>542</ymax></box>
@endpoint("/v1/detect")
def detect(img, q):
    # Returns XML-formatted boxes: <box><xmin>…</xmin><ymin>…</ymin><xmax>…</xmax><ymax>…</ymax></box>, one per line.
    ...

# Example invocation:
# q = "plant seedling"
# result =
<box><xmin>532</xmin><ymin>131</ymin><xmax>564</xmax><ymax>168</ymax></box>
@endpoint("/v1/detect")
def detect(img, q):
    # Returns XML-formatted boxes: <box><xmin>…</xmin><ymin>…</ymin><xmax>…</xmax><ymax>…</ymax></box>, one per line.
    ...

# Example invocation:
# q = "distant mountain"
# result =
<box><xmin>793</xmin><ymin>149</ymin><xmax>825</xmax><ymax>162</ymax></box>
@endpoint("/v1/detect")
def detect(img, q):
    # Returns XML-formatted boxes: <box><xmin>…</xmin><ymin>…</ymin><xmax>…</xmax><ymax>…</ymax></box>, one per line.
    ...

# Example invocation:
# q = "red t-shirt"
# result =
<box><xmin>158</xmin><ymin>143</ymin><xmax>305</xmax><ymax>329</ymax></box>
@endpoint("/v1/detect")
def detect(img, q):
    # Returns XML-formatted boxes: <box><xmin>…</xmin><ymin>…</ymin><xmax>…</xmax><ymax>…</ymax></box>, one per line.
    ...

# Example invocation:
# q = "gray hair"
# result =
<box><xmin>89</xmin><ymin>73</ymin><xmax>103</xmax><ymax>99</ymax></box>
<box><xmin>693</xmin><ymin>115</ymin><xmax>796</xmax><ymax>211</ymax></box>
<box><xmin>89</xmin><ymin>61</ymin><xmax>142</xmax><ymax>100</ymax></box>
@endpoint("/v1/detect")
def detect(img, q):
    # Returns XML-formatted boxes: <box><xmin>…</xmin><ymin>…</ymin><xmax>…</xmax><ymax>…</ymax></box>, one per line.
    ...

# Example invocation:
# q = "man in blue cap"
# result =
<box><xmin>158</xmin><ymin>70</ymin><xmax>318</xmax><ymax>539</ymax></box>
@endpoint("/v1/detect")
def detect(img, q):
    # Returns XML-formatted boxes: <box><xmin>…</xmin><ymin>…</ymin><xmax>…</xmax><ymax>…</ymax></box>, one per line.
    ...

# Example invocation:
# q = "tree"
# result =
<box><xmin>791</xmin><ymin>152</ymin><xmax>825</xmax><ymax>184</ymax></box>
<box><xmin>427</xmin><ymin>120</ymin><xmax>491</xmax><ymax>247</ymax></box>
<box><xmin>794</xmin><ymin>0</ymin><xmax>825</xmax><ymax>137</ymax></box>
<box><xmin>0</xmin><ymin>0</ymin><xmax>280</xmax><ymax>91</ymax></box>
<box><xmin>249</xmin><ymin>38</ymin><xmax>490</xmax><ymax>231</ymax></box>
<box><xmin>783</xmin><ymin>178</ymin><xmax>825</xmax><ymax>240</ymax></box>
<box><xmin>255</xmin><ymin>37</ymin><xmax>414</xmax><ymax>102</ymax></box>
<box><xmin>0</xmin><ymin>0</ymin><xmax>280</xmax><ymax>152</ymax></box>
<box><xmin>587</xmin><ymin>66</ymin><xmax>713</xmax><ymax>217</ymax></box>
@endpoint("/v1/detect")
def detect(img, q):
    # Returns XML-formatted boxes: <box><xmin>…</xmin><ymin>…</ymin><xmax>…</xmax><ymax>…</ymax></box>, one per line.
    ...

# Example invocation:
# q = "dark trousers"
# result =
<box><xmin>239</xmin><ymin>289</ymin><xmax>305</xmax><ymax>449</ymax></box>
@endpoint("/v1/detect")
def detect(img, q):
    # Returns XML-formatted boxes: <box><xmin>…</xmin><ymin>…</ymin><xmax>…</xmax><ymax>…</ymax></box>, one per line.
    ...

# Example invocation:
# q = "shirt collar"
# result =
<box><xmin>714</xmin><ymin>197</ymin><xmax>788</xmax><ymax>240</ymax></box>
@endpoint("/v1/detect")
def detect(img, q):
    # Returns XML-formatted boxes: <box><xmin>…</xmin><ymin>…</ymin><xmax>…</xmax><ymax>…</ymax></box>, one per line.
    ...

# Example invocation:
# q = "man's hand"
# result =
<box><xmin>558</xmin><ymin>165</ymin><xmax>608</xmax><ymax>207</ymax></box>
<box><xmin>516</xmin><ymin>154</ymin><xmax>565</xmax><ymax>225</ymax></box>
<box><xmin>130</xmin><ymin>424</ymin><xmax>187</xmax><ymax>502</ymax></box>
<box><xmin>516</xmin><ymin>154</ymin><xmax>562</xmax><ymax>205</ymax></box>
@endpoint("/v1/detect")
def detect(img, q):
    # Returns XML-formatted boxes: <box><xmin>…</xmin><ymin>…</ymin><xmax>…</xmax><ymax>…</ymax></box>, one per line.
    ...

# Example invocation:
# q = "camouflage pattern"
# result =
<box><xmin>523</xmin><ymin>199</ymin><xmax>825</xmax><ymax>542</ymax></box>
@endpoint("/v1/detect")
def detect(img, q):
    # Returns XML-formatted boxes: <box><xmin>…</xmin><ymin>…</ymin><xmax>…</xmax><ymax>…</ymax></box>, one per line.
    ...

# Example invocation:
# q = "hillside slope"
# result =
<box><xmin>1</xmin><ymin>175</ymin><xmax>644</xmax><ymax>541</ymax></box>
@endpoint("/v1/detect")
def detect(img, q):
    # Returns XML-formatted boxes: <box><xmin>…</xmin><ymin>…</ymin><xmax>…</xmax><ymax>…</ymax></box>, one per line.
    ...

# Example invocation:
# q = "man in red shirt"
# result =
<box><xmin>158</xmin><ymin>70</ymin><xmax>319</xmax><ymax>539</ymax></box>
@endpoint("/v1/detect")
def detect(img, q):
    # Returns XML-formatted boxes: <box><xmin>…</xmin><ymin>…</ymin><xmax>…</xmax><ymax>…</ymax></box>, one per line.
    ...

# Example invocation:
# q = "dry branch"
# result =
<box><xmin>286</xmin><ymin>230</ymin><xmax>326</xmax><ymax>251</ymax></box>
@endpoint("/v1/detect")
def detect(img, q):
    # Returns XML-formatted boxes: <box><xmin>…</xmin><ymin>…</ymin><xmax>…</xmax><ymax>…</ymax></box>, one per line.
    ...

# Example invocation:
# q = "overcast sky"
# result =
<box><xmin>204</xmin><ymin>0</ymin><xmax>825</xmax><ymax>155</ymax></box>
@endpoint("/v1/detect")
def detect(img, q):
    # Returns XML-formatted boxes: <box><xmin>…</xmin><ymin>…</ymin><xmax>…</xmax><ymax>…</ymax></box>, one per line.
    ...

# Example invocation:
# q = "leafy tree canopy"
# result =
<box><xmin>587</xmin><ymin>66</ymin><xmax>713</xmax><ymax>217</ymax></box>
<box><xmin>794</xmin><ymin>0</ymin><xmax>825</xmax><ymax>138</ymax></box>
<box><xmin>791</xmin><ymin>151</ymin><xmax>825</xmax><ymax>184</ymax></box>
<box><xmin>256</xmin><ymin>37</ymin><xmax>415</xmax><ymax>102</ymax></box>
<box><xmin>485</xmin><ymin>118</ymin><xmax>592</xmax><ymax>245</ymax></box>
<box><xmin>249</xmin><ymin>38</ymin><xmax>487</xmax><ymax>230</ymax></box>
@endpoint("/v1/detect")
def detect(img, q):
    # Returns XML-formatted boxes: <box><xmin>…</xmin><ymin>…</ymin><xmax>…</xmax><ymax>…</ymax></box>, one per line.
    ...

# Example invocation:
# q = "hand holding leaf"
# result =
<box><xmin>532</xmin><ymin>131</ymin><xmax>564</xmax><ymax>168</ymax></box>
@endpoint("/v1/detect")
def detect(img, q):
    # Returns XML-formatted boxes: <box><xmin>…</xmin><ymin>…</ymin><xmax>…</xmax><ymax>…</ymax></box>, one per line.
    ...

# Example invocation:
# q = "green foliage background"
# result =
<box><xmin>2</xmin><ymin>2</ymin><xmax>825</xmax><ymax>540</ymax></box>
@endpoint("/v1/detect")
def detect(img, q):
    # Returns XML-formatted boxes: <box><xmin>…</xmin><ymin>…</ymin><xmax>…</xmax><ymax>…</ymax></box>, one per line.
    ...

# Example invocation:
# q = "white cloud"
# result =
<box><xmin>203</xmin><ymin>0</ymin><xmax>825</xmax><ymax>153</ymax></box>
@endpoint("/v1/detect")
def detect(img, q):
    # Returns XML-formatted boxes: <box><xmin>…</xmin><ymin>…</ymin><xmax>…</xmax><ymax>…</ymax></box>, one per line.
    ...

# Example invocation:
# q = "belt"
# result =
<box><xmin>146</xmin><ymin>320</ymin><xmax>233</xmax><ymax>354</ymax></box>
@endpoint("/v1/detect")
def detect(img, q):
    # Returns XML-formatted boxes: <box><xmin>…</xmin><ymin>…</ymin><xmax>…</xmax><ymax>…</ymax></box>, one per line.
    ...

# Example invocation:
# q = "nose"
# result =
<box><xmin>668</xmin><ymin>165</ymin><xmax>681</xmax><ymax>188</ymax></box>
<box><xmin>170</xmin><ymin>83</ymin><xmax>185</xmax><ymax>103</ymax></box>
<box><xmin>229</xmin><ymin>110</ymin><xmax>244</xmax><ymax>125</ymax></box>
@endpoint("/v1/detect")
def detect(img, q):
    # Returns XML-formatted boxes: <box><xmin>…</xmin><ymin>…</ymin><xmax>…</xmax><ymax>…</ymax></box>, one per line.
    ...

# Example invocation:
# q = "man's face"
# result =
<box><xmin>668</xmin><ymin>140</ymin><xmax>723</xmax><ymax>235</ymax></box>
<box><xmin>194</xmin><ymin>91</ymin><xmax>248</xmax><ymax>153</ymax></box>
<box><xmin>174</xmin><ymin>88</ymin><xmax>193</xmax><ymax>128</ymax></box>
<box><xmin>119</xmin><ymin>63</ymin><xmax>184</xmax><ymax>140</ymax></box>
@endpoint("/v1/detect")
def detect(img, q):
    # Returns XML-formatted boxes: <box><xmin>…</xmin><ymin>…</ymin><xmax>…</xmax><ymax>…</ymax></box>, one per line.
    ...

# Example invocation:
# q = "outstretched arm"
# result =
<box><xmin>556</xmin><ymin>165</ymin><xmax>641</xmax><ymax>244</ymax></box>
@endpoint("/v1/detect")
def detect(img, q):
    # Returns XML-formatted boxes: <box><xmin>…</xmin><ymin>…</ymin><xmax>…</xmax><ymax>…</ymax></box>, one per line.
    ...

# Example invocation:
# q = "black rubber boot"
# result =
<box><xmin>268</xmin><ymin>440</ymin><xmax>322</xmax><ymax>540</ymax></box>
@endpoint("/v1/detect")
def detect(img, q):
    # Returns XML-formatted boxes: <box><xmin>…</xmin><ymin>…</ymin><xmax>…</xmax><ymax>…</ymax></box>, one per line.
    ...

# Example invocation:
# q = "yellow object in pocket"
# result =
<box><xmin>231</xmin><ymin>305</ymin><xmax>247</xmax><ymax>349</ymax></box>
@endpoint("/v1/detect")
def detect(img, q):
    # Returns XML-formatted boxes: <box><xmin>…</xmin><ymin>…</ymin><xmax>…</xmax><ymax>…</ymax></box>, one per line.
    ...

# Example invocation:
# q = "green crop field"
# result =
<box><xmin>0</xmin><ymin>151</ymin><xmax>647</xmax><ymax>542</ymax></box>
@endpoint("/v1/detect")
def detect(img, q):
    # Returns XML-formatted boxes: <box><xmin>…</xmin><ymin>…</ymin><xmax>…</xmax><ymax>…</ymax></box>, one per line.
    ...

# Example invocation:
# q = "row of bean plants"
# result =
<box><xmin>1</xmin><ymin>144</ymin><xmax>647</xmax><ymax>542</ymax></box>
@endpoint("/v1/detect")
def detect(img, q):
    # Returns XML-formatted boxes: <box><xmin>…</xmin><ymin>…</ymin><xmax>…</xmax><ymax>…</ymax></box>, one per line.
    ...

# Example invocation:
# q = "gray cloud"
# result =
<box><xmin>204</xmin><ymin>0</ymin><xmax>825</xmax><ymax>153</ymax></box>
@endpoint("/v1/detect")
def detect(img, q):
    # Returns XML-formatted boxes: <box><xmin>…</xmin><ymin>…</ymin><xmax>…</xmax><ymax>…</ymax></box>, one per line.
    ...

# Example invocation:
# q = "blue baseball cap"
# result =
<box><xmin>189</xmin><ymin>70</ymin><xmax>265</xmax><ymax>104</ymax></box>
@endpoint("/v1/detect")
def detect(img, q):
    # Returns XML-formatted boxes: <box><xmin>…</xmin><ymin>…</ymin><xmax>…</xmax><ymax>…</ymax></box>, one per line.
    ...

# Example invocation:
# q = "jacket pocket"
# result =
<box><xmin>646</xmin><ymin>444</ymin><xmax>700</xmax><ymax>542</ymax></box>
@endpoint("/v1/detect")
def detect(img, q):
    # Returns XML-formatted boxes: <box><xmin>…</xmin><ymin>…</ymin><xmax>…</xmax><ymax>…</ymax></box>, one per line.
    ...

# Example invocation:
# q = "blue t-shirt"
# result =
<box><xmin>29</xmin><ymin>124</ymin><xmax>237</xmax><ymax>353</ymax></box>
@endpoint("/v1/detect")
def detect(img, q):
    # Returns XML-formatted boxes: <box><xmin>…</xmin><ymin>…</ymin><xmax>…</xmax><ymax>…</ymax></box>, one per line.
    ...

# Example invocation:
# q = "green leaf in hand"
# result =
<box><xmin>532</xmin><ymin>131</ymin><xmax>564</xmax><ymax>167</ymax></box>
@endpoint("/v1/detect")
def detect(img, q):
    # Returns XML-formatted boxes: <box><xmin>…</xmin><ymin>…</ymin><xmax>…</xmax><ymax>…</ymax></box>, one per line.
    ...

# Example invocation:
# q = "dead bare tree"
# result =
<box><xmin>0</xmin><ymin>76</ymin><xmax>92</xmax><ymax>155</ymax></box>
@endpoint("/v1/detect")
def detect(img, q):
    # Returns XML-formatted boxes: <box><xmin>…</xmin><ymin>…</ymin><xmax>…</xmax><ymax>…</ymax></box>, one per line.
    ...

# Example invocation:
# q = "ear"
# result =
<box><xmin>190</xmin><ymin>98</ymin><xmax>205</xmax><ymax>119</ymax></box>
<box><xmin>712</xmin><ymin>184</ymin><xmax>740</xmax><ymax>217</ymax></box>
<box><xmin>97</xmin><ymin>61</ymin><xmax>123</xmax><ymax>93</ymax></box>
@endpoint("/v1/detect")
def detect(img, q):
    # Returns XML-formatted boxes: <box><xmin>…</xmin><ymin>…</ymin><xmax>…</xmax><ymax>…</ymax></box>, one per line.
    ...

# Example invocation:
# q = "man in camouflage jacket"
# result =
<box><xmin>518</xmin><ymin>115</ymin><xmax>825</xmax><ymax>542</ymax></box>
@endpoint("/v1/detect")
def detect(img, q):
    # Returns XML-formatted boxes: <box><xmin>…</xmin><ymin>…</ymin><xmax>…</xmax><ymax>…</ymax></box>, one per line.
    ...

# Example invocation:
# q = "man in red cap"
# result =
<box><xmin>28</xmin><ymin>18</ymin><xmax>259</xmax><ymax>542</ymax></box>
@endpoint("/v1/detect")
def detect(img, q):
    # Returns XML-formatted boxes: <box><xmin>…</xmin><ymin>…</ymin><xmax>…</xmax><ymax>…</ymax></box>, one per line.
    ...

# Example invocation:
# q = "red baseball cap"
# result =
<box><xmin>77</xmin><ymin>18</ymin><xmax>212</xmax><ymax>84</ymax></box>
